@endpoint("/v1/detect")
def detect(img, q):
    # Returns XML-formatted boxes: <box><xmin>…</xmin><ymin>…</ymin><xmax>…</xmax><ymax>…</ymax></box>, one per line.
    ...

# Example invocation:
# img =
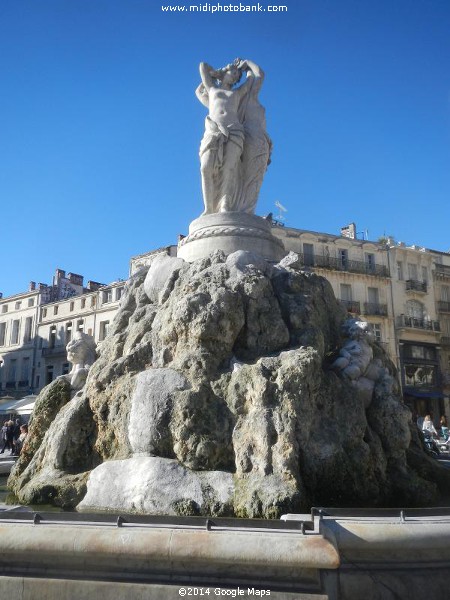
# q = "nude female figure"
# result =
<box><xmin>236</xmin><ymin>59</ymin><xmax>272</xmax><ymax>214</ymax></box>
<box><xmin>196</xmin><ymin>60</ymin><xmax>252</xmax><ymax>214</ymax></box>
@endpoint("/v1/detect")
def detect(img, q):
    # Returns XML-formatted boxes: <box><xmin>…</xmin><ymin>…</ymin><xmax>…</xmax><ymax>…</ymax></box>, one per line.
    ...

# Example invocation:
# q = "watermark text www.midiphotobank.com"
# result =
<box><xmin>161</xmin><ymin>3</ymin><xmax>288</xmax><ymax>13</ymax></box>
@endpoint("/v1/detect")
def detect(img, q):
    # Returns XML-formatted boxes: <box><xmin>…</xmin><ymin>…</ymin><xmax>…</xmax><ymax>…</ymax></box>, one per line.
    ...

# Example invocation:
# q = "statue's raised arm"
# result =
<box><xmin>237</xmin><ymin>59</ymin><xmax>265</xmax><ymax>86</ymax></box>
<box><xmin>199</xmin><ymin>62</ymin><xmax>217</xmax><ymax>92</ymax></box>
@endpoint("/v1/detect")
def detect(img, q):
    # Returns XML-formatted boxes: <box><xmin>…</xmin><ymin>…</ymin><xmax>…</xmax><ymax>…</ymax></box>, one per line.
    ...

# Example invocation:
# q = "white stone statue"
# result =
<box><xmin>196</xmin><ymin>58</ymin><xmax>270</xmax><ymax>215</ymax></box>
<box><xmin>236</xmin><ymin>60</ymin><xmax>272</xmax><ymax>214</ymax></box>
<box><xmin>64</xmin><ymin>331</ymin><xmax>97</xmax><ymax>390</ymax></box>
<box><xmin>331</xmin><ymin>319</ymin><xmax>374</xmax><ymax>380</ymax></box>
<box><xmin>331</xmin><ymin>318</ymin><xmax>392</xmax><ymax>408</ymax></box>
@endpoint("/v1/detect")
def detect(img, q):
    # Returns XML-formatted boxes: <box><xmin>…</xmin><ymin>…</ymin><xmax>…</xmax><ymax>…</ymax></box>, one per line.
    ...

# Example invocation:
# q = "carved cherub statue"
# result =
<box><xmin>332</xmin><ymin>319</ymin><xmax>374</xmax><ymax>380</ymax></box>
<box><xmin>64</xmin><ymin>331</ymin><xmax>97</xmax><ymax>390</ymax></box>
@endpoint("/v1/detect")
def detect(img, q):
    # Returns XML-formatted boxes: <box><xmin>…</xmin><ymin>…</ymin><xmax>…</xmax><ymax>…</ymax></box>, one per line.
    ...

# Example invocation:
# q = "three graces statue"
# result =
<box><xmin>196</xmin><ymin>58</ymin><xmax>272</xmax><ymax>216</ymax></box>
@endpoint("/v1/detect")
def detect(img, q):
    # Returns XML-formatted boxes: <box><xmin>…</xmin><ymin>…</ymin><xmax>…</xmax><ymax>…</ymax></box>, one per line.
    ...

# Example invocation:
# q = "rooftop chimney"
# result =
<box><xmin>67</xmin><ymin>272</ymin><xmax>84</xmax><ymax>286</ymax></box>
<box><xmin>87</xmin><ymin>280</ymin><xmax>106</xmax><ymax>291</ymax></box>
<box><xmin>340</xmin><ymin>223</ymin><xmax>357</xmax><ymax>239</ymax></box>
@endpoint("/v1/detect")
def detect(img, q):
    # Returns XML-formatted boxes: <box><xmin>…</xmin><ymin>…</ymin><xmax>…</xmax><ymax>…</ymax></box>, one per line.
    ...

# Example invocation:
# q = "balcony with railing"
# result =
<box><xmin>405</xmin><ymin>280</ymin><xmax>427</xmax><ymax>293</ymax></box>
<box><xmin>396</xmin><ymin>315</ymin><xmax>440</xmax><ymax>332</ymax></box>
<box><xmin>339</xmin><ymin>299</ymin><xmax>361</xmax><ymax>314</ymax></box>
<box><xmin>434</xmin><ymin>264</ymin><xmax>450</xmax><ymax>280</ymax></box>
<box><xmin>42</xmin><ymin>346</ymin><xmax>67</xmax><ymax>358</ymax></box>
<box><xmin>363</xmin><ymin>302</ymin><xmax>388</xmax><ymax>317</ymax></box>
<box><xmin>437</xmin><ymin>301</ymin><xmax>450</xmax><ymax>313</ymax></box>
<box><xmin>289</xmin><ymin>253</ymin><xmax>389</xmax><ymax>277</ymax></box>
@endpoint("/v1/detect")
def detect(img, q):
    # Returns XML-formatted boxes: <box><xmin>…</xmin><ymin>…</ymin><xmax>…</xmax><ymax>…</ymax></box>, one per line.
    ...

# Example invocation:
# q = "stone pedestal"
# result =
<box><xmin>177</xmin><ymin>212</ymin><xmax>285</xmax><ymax>262</ymax></box>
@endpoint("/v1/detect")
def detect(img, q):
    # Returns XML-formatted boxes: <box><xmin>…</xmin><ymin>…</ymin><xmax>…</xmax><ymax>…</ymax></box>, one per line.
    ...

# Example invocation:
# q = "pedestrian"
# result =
<box><xmin>0</xmin><ymin>420</ymin><xmax>15</xmax><ymax>455</ymax></box>
<box><xmin>440</xmin><ymin>415</ymin><xmax>449</xmax><ymax>441</ymax></box>
<box><xmin>12</xmin><ymin>424</ymin><xmax>28</xmax><ymax>456</ymax></box>
<box><xmin>422</xmin><ymin>414</ymin><xmax>438</xmax><ymax>438</ymax></box>
<box><xmin>12</xmin><ymin>418</ymin><xmax>21</xmax><ymax>441</ymax></box>
<box><xmin>0</xmin><ymin>421</ymin><xmax>9</xmax><ymax>453</ymax></box>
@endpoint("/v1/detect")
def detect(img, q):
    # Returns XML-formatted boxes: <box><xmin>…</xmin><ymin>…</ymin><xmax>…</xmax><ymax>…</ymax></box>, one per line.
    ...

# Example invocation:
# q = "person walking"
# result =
<box><xmin>0</xmin><ymin>421</ymin><xmax>9</xmax><ymax>453</ymax></box>
<box><xmin>12</xmin><ymin>424</ymin><xmax>28</xmax><ymax>456</ymax></box>
<box><xmin>422</xmin><ymin>414</ymin><xmax>438</xmax><ymax>438</ymax></box>
<box><xmin>0</xmin><ymin>420</ymin><xmax>15</xmax><ymax>454</ymax></box>
<box><xmin>440</xmin><ymin>415</ymin><xmax>449</xmax><ymax>441</ymax></box>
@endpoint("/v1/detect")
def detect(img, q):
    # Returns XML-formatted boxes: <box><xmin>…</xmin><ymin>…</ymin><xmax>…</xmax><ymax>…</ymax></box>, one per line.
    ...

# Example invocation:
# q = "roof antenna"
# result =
<box><xmin>274</xmin><ymin>200</ymin><xmax>287</xmax><ymax>222</ymax></box>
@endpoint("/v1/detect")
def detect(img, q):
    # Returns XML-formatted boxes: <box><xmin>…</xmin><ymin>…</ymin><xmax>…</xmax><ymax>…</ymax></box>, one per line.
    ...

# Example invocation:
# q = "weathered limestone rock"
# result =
<box><xmin>143</xmin><ymin>254</ymin><xmax>186</xmax><ymax>305</ymax></box>
<box><xmin>9</xmin><ymin>393</ymin><xmax>96</xmax><ymax>508</ymax></box>
<box><xmin>78</xmin><ymin>456</ymin><xmax>234</xmax><ymax>516</ymax></box>
<box><xmin>10</xmin><ymin>252</ymin><xmax>450</xmax><ymax>516</ymax></box>
<box><xmin>128</xmin><ymin>368</ymin><xmax>188</xmax><ymax>457</ymax></box>
<box><xmin>8</xmin><ymin>377</ymin><xmax>72</xmax><ymax>488</ymax></box>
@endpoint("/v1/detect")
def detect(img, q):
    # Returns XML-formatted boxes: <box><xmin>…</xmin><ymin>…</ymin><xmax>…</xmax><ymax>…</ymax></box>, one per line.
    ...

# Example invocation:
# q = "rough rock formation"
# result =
<box><xmin>9</xmin><ymin>250</ymin><xmax>450</xmax><ymax>515</ymax></box>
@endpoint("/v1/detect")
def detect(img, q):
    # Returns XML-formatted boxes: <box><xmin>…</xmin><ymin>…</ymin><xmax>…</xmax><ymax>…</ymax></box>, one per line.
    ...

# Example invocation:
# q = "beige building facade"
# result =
<box><xmin>0</xmin><ymin>247</ymin><xmax>177</xmax><ymax>399</ymax></box>
<box><xmin>0</xmin><ymin>269</ymin><xmax>124</xmax><ymax>398</ymax></box>
<box><xmin>0</xmin><ymin>285</ymin><xmax>42</xmax><ymax>399</ymax></box>
<box><xmin>272</xmin><ymin>224</ymin><xmax>395</xmax><ymax>354</ymax></box>
<box><xmin>36</xmin><ymin>281</ymin><xmax>124</xmax><ymax>390</ymax></box>
<box><xmin>272</xmin><ymin>222</ymin><xmax>450</xmax><ymax>422</ymax></box>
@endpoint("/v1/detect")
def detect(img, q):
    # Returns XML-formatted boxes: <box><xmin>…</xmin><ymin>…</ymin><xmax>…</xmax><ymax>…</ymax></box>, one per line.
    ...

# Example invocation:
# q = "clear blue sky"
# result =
<box><xmin>1</xmin><ymin>0</ymin><xmax>449</xmax><ymax>297</ymax></box>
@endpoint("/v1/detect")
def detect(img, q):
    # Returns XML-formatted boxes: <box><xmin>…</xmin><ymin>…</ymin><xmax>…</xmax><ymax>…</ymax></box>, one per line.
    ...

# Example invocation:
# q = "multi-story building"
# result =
<box><xmin>433</xmin><ymin>257</ymin><xmax>450</xmax><ymax>403</ymax></box>
<box><xmin>272</xmin><ymin>222</ymin><xmax>395</xmax><ymax>356</ymax></box>
<box><xmin>36</xmin><ymin>280</ymin><xmax>124</xmax><ymax>390</ymax></box>
<box><xmin>0</xmin><ymin>246</ymin><xmax>179</xmax><ymax>400</ymax></box>
<box><xmin>387</xmin><ymin>242</ymin><xmax>443</xmax><ymax>421</ymax></box>
<box><xmin>0</xmin><ymin>269</ymin><xmax>124</xmax><ymax>398</ymax></box>
<box><xmin>0</xmin><ymin>283</ymin><xmax>43</xmax><ymax>398</ymax></box>
<box><xmin>272</xmin><ymin>221</ymin><xmax>450</xmax><ymax>422</ymax></box>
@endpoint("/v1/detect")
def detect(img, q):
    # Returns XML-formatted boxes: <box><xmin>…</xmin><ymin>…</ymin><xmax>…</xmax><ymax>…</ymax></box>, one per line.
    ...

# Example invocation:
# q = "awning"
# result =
<box><xmin>15</xmin><ymin>400</ymin><xmax>36</xmax><ymax>415</ymax></box>
<box><xmin>0</xmin><ymin>395</ymin><xmax>37</xmax><ymax>415</ymax></box>
<box><xmin>404</xmin><ymin>389</ymin><xmax>444</xmax><ymax>399</ymax></box>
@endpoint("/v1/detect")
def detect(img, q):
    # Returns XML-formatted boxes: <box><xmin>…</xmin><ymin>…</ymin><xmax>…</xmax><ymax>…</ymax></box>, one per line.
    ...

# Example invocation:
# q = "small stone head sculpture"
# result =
<box><xmin>343</xmin><ymin>318</ymin><xmax>374</xmax><ymax>342</ymax></box>
<box><xmin>214</xmin><ymin>61</ymin><xmax>242</xmax><ymax>88</ymax></box>
<box><xmin>332</xmin><ymin>318</ymin><xmax>374</xmax><ymax>381</ymax></box>
<box><xmin>66</xmin><ymin>331</ymin><xmax>97</xmax><ymax>390</ymax></box>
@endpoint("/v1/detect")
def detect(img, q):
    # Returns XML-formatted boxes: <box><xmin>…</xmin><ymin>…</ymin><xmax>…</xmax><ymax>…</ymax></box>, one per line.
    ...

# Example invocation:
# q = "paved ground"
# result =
<box><xmin>0</xmin><ymin>452</ymin><xmax>17</xmax><ymax>475</ymax></box>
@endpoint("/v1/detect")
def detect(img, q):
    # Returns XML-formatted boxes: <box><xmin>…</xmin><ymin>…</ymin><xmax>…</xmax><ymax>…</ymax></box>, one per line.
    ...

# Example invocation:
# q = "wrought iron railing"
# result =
<box><xmin>363</xmin><ymin>302</ymin><xmax>388</xmax><ymax>316</ymax></box>
<box><xmin>42</xmin><ymin>346</ymin><xmax>67</xmax><ymax>358</ymax></box>
<box><xmin>287</xmin><ymin>253</ymin><xmax>389</xmax><ymax>277</ymax></box>
<box><xmin>339</xmin><ymin>299</ymin><xmax>361</xmax><ymax>313</ymax></box>
<box><xmin>396</xmin><ymin>315</ymin><xmax>440</xmax><ymax>331</ymax></box>
<box><xmin>434</xmin><ymin>264</ymin><xmax>450</xmax><ymax>279</ymax></box>
<box><xmin>437</xmin><ymin>301</ymin><xmax>450</xmax><ymax>313</ymax></box>
<box><xmin>405</xmin><ymin>279</ymin><xmax>427</xmax><ymax>293</ymax></box>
